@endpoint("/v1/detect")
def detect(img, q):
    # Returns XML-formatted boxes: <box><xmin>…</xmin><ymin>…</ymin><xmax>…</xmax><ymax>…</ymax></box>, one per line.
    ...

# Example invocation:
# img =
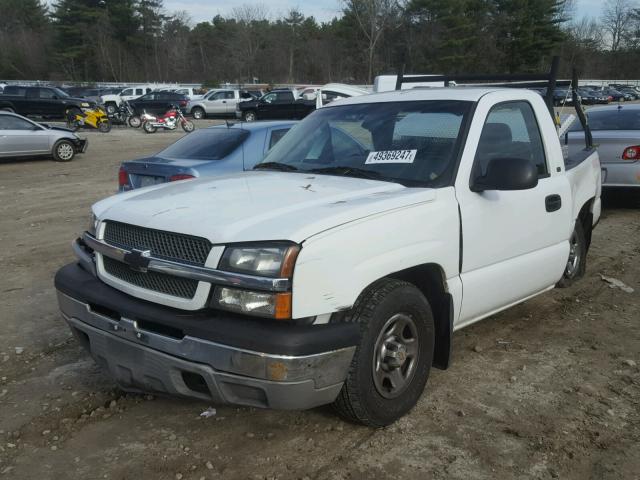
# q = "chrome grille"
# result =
<box><xmin>103</xmin><ymin>221</ymin><xmax>212</xmax><ymax>266</ymax></box>
<box><xmin>103</xmin><ymin>257</ymin><xmax>198</xmax><ymax>299</ymax></box>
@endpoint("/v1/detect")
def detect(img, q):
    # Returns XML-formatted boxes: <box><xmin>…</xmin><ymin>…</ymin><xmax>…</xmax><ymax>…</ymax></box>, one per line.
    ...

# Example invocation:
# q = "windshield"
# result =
<box><xmin>570</xmin><ymin>108</ymin><xmax>640</xmax><ymax>132</ymax></box>
<box><xmin>159</xmin><ymin>128</ymin><xmax>249</xmax><ymax>160</ymax></box>
<box><xmin>258</xmin><ymin>100</ymin><xmax>471</xmax><ymax>187</ymax></box>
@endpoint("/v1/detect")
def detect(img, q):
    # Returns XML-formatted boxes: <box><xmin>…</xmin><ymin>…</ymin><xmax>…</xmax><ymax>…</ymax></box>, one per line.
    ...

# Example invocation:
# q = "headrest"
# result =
<box><xmin>480</xmin><ymin>122</ymin><xmax>512</xmax><ymax>144</ymax></box>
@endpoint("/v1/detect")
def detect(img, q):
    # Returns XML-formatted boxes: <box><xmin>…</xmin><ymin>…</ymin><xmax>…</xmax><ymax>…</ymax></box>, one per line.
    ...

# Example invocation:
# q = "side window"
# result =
<box><xmin>39</xmin><ymin>88</ymin><xmax>56</xmax><ymax>99</ymax></box>
<box><xmin>475</xmin><ymin>101</ymin><xmax>548</xmax><ymax>177</ymax></box>
<box><xmin>121</xmin><ymin>88</ymin><xmax>132</xmax><ymax>96</ymax></box>
<box><xmin>262</xmin><ymin>93</ymin><xmax>277</xmax><ymax>104</ymax></box>
<box><xmin>135</xmin><ymin>89</ymin><xmax>143</xmax><ymax>95</ymax></box>
<box><xmin>211</xmin><ymin>92</ymin><xmax>226</xmax><ymax>100</ymax></box>
<box><xmin>0</xmin><ymin>116</ymin><xmax>35</xmax><ymax>130</ymax></box>
<box><xmin>268</xmin><ymin>128</ymin><xmax>290</xmax><ymax>149</ymax></box>
<box><xmin>223</xmin><ymin>91</ymin><xmax>235</xmax><ymax>100</ymax></box>
<box><xmin>276</xmin><ymin>92</ymin><xmax>292</xmax><ymax>103</ymax></box>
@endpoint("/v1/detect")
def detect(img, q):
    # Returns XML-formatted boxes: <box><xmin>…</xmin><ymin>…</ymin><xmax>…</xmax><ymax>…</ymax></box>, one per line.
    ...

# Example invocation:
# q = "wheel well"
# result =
<box><xmin>388</xmin><ymin>264</ymin><xmax>453</xmax><ymax>370</ymax></box>
<box><xmin>577</xmin><ymin>198</ymin><xmax>595</xmax><ymax>251</ymax></box>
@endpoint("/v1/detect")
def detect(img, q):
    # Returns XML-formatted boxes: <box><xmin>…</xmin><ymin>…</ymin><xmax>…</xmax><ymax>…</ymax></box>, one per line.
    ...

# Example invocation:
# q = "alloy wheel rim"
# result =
<box><xmin>372</xmin><ymin>313</ymin><xmax>419</xmax><ymax>399</ymax></box>
<box><xmin>565</xmin><ymin>230</ymin><xmax>580</xmax><ymax>277</ymax></box>
<box><xmin>57</xmin><ymin>143</ymin><xmax>74</xmax><ymax>160</ymax></box>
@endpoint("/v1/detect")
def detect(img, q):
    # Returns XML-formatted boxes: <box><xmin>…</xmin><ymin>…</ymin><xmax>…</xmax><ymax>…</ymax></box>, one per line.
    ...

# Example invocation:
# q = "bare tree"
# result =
<box><xmin>601</xmin><ymin>0</ymin><xmax>633</xmax><ymax>51</ymax></box>
<box><xmin>231</xmin><ymin>4</ymin><xmax>269</xmax><ymax>81</ymax></box>
<box><xmin>343</xmin><ymin>0</ymin><xmax>398</xmax><ymax>83</ymax></box>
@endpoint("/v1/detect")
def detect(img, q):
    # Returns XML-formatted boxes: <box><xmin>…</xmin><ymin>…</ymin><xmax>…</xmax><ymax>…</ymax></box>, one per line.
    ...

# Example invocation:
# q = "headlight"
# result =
<box><xmin>218</xmin><ymin>244</ymin><xmax>299</xmax><ymax>278</ymax></box>
<box><xmin>213</xmin><ymin>243</ymin><xmax>299</xmax><ymax>319</ymax></box>
<box><xmin>213</xmin><ymin>288</ymin><xmax>291</xmax><ymax>319</ymax></box>
<box><xmin>81</xmin><ymin>102</ymin><xmax>90</xmax><ymax>107</ymax></box>
<box><xmin>88</xmin><ymin>212</ymin><xmax>98</xmax><ymax>236</ymax></box>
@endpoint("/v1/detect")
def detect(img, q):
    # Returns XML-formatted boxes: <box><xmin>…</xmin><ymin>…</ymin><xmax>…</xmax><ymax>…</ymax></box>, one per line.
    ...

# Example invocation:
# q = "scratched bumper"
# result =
<box><xmin>57</xmin><ymin>291</ymin><xmax>354</xmax><ymax>409</ymax></box>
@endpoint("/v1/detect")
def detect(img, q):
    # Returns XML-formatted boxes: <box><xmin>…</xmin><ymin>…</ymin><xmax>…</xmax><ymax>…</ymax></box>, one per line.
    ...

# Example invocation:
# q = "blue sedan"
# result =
<box><xmin>118</xmin><ymin>120</ymin><xmax>296</xmax><ymax>191</ymax></box>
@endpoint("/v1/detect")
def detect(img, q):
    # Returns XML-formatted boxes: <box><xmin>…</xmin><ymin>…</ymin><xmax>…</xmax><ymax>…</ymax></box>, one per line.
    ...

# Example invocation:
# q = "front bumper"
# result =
<box><xmin>55</xmin><ymin>263</ymin><xmax>358</xmax><ymax>409</ymax></box>
<box><xmin>73</xmin><ymin>138</ymin><xmax>88</xmax><ymax>153</ymax></box>
<box><xmin>601</xmin><ymin>161</ymin><xmax>640</xmax><ymax>187</ymax></box>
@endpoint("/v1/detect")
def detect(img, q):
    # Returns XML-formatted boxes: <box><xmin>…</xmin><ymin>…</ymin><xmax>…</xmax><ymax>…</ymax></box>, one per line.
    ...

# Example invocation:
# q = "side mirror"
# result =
<box><xmin>471</xmin><ymin>157</ymin><xmax>538</xmax><ymax>192</ymax></box>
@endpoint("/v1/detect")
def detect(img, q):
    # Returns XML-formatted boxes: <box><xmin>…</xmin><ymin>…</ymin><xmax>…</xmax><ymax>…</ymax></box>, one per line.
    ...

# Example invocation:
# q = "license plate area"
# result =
<box><xmin>134</xmin><ymin>174</ymin><xmax>165</xmax><ymax>188</ymax></box>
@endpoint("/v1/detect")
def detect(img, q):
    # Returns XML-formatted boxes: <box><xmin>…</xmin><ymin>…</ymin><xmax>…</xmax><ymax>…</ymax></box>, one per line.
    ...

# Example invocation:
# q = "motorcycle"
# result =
<box><xmin>142</xmin><ymin>104</ymin><xmax>194</xmax><ymax>134</ymax></box>
<box><xmin>66</xmin><ymin>106</ymin><xmax>111</xmax><ymax>132</ymax></box>
<box><xmin>108</xmin><ymin>100</ymin><xmax>141</xmax><ymax>128</ymax></box>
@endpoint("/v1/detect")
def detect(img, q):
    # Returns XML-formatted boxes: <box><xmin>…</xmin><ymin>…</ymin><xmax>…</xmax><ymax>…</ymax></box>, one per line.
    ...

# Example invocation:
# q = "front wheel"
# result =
<box><xmin>52</xmin><ymin>140</ymin><xmax>76</xmax><ymax>162</ymax></box>
<box><xmin>128</xmin><ymin>115</ymin><xmax>141</xmax><ymax>128</ymax></box>
<box><xmin>143</xmin><ymin>122</ymin><xmax>157</xmax><ymax>134</ymax></box>
<box><xmin>243</xmin><ymin>110</ymin><xmax>256</xmax><ymax>122</ymax></box>
<box><xmin>98</xmin><ymin>120</ymin><xmax>111</xmax><ymax>133</ymax></box>
<box><xmin>557</xmin><ymin>221</ymin><xmax>587</xmax><ymax>288</ymax></box>
<box><xmin>332</xmin><ymin>279</ymin><xmax>434</xmax><ymax>427</ymax></box>
<box><xmin>192</xmin><ymin>107</ymin><xmax>205</xmax><ymax>120</ymax></box>
<box><xmin>181</xmin><ymin>120</ymin><xmax>195</xmax><ymax>132</ymax></box>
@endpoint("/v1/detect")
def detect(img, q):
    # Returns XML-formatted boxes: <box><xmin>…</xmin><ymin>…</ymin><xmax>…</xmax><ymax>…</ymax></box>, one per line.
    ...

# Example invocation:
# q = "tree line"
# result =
<box><xmin>1</xmin><ymin>0</ymin><xmax>639</xmax><ymax>85</ymax></box>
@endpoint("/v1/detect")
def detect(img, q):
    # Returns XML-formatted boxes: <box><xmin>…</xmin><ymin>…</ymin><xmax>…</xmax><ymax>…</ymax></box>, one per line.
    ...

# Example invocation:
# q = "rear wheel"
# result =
<box><xmin>105</xmin><ymin>103</ymin><xmax>117</xmax><ymax>115</ymax></box>
<box><xmin>243</xmin><ymin>110</ymin><xmax>256</xmax><ymax>122</ymax></box>
<box><xmin>557</xmin><ymin>221</ymin><xmax>587</xmax><ymax>288</ymax></box>
<box><xmin>192</xmin><ymin>107</ymin><xmax>205</xmax><ymax>120</ymax></box>
<box><xmin>143</xmin><ymin>121</ymin><xmax>157</xmax><ymax>134</ymax></box>
<box><xmin>52</xmin><ymin>140</ymin><xmax>76</xmax><ymax>162</ymax></box>
<box><xmin>98</xmin><ymin>120</ymin><xmax>111</xmax><ymax>133</ymax></box>
<box><xmin>332</xmin><ymin>279</ymin><xmax>434</xmax><ymax>427</ymax></box>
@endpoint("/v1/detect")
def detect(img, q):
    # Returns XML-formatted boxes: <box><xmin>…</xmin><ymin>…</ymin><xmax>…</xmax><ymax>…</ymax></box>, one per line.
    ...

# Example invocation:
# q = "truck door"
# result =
<box><xmin>455</xmin><ymin>100</ymin><xmax>571</xmax><ymax>326</ymax></box>
<box><xmin>37</xmin><ymin>88</ymin><xmax>63</xmax><ymax>117</ymax></box>
<box><xmin>256</xmin><ymin>92</ymin><xmax>281</xmax><ymax>119</ymax></box>
<box><xmin>204</xmin><ymin>91</ymin><xmax>231</xmax><ymax>115</ymax></box>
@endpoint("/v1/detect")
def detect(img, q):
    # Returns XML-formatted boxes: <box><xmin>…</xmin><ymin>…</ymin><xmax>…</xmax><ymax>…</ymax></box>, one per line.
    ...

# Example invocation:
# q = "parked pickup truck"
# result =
<box><xmin>188</xmin><ymin>89</ymin><xmax>254</xmax><ymax>119</ymax></box>
<box><xmin>55</xmin><ymin>86</ymin><xmax>601</xmax><ymax>427</ymax></box>
<box><xmin>0</xmin><ymin>86</ymin><xmax>96</xmax><ymax>119</ymax></box>
<box><xmin>236</xmin><ymin>88</ymin><xmax>316</xmax><ymax>121</ymax></box>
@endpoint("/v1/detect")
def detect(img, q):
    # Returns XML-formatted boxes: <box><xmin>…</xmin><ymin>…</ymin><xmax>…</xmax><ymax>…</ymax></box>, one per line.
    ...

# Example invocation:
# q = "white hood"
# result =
<box><xmin>94</xmin><ymin>171</ymin><xmax>436</xmax><ymax>244</ymax></box>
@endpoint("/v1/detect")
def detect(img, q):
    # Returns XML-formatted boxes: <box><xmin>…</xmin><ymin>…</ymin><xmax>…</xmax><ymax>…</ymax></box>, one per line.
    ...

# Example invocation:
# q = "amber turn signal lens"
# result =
<box><xmin>274</xmin><ymin>292</ymin><xmax>292</xmax><ymax>320</ymax></box>
<box><xmin>280</xmin><ymin>246</ymin><xmax>300</xmax><ymax>278</ymax></box>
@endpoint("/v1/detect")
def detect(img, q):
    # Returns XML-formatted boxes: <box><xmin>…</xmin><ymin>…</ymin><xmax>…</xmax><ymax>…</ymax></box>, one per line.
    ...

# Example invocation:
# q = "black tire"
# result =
<box><xmin>66</xmin><ymin>119</ymin><xmax>80</xmax><ymax>132</ymax></box>
<box><xmin>192</xmin><ymin>107</ymin><xmax>205</xmax><ymax>120</ymax></box>
<box><xmin>333</xmin><ymin>279</ymin><xmax>435</xmax><ymax>427</ymax></box>
<box><xmin>98</xmin><ymin>120</ymin><xmax>111</xmax><ymax>133</ymax></box>
<box><xmin>557</xmin><ymin>220</ymin><xmax>587</xmax><ymax>288</ymax></box>
<box><xmin>52</xmin><ymin>139</ymin><xmax>76</xmax><ymax>162</ymax></box>
<box><xmin>105</xmin><ymin>103</ymin><xmax>117</xmax><ymax>115</ymax></box>
<box><xmin>243</xmin><ymin>110</ymin><xmax>256</xmax><ymax>122</ymax></box>
<box><xmin>128</xmin><ymin>116</ymin><xmax>141</xmax><ymax>128</ymax></box>
<box><xmin>181</xmin><ymin>120</ymin><xmax>195</xmax><ymax>132</ymax></box>
<box><xmin>143</xmin><ymin>121</ymin><xmax>156</xmax><ymax>134</ymax></box>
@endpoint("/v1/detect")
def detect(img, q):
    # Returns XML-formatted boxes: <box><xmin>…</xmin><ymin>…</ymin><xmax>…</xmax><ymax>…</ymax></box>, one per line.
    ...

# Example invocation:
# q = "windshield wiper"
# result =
<box><xmin>307</xmin><ymin>166</ymin><xmax>393</xmax><ymax>182</ymax></box>
<box><xmin>253</xmin><ymin>162</ymin><xmax>299</xmax><ymax>172</ymax></box>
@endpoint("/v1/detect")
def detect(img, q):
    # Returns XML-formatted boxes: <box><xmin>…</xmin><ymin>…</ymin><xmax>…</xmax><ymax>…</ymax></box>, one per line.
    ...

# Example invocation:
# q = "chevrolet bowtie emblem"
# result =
<box><xmin>123</xmin><ymin>249</ymin><xmax>152</xmax><ymax>272</ymax></box>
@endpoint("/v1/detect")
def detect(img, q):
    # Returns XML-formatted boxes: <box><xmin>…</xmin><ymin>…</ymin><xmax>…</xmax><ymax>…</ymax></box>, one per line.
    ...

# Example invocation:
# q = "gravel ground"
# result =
<box><xmin>0</xmin><ymin>122</ymin><xmax>638</xmax><ymax>480</ymax></box>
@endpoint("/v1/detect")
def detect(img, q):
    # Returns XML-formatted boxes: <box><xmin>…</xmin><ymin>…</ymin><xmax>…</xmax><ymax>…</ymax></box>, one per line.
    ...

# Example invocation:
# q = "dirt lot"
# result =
<box><xmin>0</xmin><ymin>124</ymin><xmax>638</xmax><ymax>480</ymax></box>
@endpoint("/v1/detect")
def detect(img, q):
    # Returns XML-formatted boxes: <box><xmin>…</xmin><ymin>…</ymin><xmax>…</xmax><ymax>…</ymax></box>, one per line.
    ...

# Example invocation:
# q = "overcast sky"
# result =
<box><xmin>164</xmin><ymin>0</ymin><xmax>605</xmax><ymax>24</ymax></box>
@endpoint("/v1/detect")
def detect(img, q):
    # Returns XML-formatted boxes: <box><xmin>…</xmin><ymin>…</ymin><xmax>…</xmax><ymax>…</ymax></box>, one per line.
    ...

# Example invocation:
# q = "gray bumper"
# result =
<box><xmin>601</xmin><ymin>161</ymin><xmax>640</xmax><ymax>187</ymax></box>
<box><xmin>58</xmin><ymin>292</ymin><xmax>354</xmax><ymax>409</ymax></box>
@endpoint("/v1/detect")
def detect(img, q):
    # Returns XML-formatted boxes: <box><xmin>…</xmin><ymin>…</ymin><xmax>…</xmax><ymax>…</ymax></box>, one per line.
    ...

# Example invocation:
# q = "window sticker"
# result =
<box><xmin>365</xmin><ymin>149</ymin><xmax>417</xmax><ymax>164</ymax></box>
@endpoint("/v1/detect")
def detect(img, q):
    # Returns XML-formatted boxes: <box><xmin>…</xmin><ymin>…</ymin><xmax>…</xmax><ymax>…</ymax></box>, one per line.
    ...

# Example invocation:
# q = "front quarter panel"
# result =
<box><xmin>291</xmin><ymin>187</ymin><xmax>459</xmax><ymax>319</ymax></box>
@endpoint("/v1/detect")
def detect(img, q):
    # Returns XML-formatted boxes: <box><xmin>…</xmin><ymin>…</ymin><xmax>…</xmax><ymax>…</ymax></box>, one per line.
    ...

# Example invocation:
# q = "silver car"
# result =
<box><xmin>0</xmin><ymin>111</ymin><xmax>87</xmax><ymax>162</ymax></box>
<box><xmin>567</xmin><ymin>104</ymin><xmax>640</xmax><ymax>188</ymax></box>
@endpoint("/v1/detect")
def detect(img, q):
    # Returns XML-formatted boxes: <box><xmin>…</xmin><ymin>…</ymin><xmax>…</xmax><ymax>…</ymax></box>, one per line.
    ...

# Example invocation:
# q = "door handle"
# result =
<box><xmin>545</xmin><ymin>194</ymin><xmax>562</xmax><ymax>212</ymax></box>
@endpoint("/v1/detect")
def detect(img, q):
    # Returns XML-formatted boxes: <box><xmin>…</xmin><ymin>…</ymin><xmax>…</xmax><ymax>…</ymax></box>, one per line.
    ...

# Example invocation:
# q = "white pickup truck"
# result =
<box><xmin>55</xmin><ymin>85</ymin><xmax>601</xmax><ymax>427</ymax></box>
